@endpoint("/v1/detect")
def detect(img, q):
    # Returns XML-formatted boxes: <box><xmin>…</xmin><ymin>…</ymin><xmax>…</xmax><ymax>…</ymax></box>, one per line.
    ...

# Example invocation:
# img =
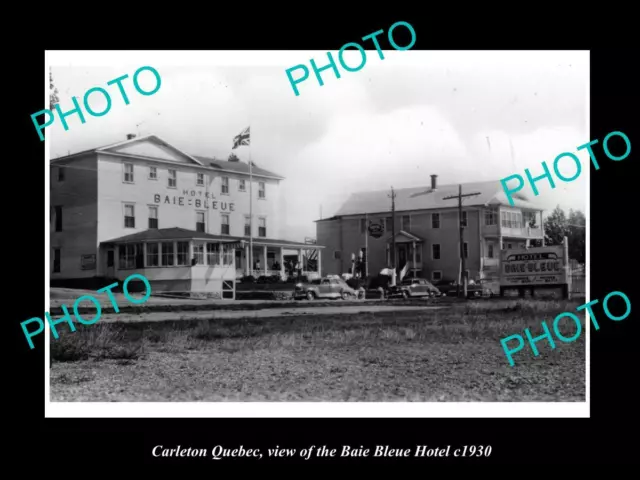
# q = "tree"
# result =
<box><xmin>543</xmin><ymin>205</ymin><xmax>585</xmax><ymax>264</ymax></box>
<box><xmin>543</xmin><ymin>205</ymin><xmax>567</xmax><ymax>246</ymax></box>
<box><xmin>567</xmin><ymin>209</ymin><xmax>586</xmax><ymax>264</ymax></box>
<box><xmin>49</xmin><ymin>70</ymin><xmax>60</xmax><ymax>110</ymax></box>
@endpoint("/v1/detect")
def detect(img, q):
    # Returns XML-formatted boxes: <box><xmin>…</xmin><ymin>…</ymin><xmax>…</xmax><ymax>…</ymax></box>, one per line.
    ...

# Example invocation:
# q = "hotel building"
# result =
<box><xmin>316</xmin><ymin>175</ymin><xmax>546</xmax><ymax>284</ymax></box>
<box><xmin>49</xmin><ymin>134</ymin><xmax>324</xmax><ymax>297</ymax></box>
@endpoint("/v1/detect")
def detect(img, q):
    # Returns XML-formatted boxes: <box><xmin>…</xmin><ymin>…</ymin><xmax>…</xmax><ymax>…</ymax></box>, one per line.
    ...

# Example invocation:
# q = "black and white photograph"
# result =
<box><xmin>45</xmin><ymin>50</ymin><xmax>588</xmax><ymax>414</ymax></box>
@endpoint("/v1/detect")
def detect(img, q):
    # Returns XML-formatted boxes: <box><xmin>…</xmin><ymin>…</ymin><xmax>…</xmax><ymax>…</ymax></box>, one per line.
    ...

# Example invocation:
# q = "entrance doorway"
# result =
<box><xmin>397</xmin><ymin>244</ymin><xmax>407</xmax><ymax>270</ymax></box>
<box><xmin>106</xmin><ymin>249</ymin><xmax>115</xmax><ymax>278</ymax></box>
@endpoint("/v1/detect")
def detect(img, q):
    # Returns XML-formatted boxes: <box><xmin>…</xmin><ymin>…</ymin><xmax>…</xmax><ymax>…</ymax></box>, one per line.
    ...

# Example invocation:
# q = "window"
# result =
<box><xmin>501</xmin><ymin>211</ymin><xmax>522</xmax><ymax>229</ymax></box>
<box><xmin>334</xmin><ymin>250</ymin><xmax>341</xmax><ymax>260</ymax></box>
<box><xmin>384</xmin><ymin>217</ymin><xmax>392</xmax><ymax>232</ymax></box>
<box><xmin>523</xmin><ymin>211</ymin><xmax>537</xmax><ymax>227</ymax></box>
<box><xmin>360</xmin><ymin>218</ymin><xmax>366</xmax><ymax>233</ymax></box>
<box><xmin>149</xmin><ymin>166</ymin><xmax>157</xmax><ymax>180</ymax></box>
<box><xmin>244</xmin><ymin>216</ymin><xmax>251</xmax><ymax>236</ymax></box>
<box><xmin>221</xmin><ymin>214</ymin><xmax>230</xmax><ymax>235</ymax></box>
<box><xmin>258</xmin><ymin>217</ymin><xmax>266</xmax><ymax>237</ymax></box>
<box><xmin>206</xmin><ymin>243</ymin><xmax>219</xmax><ymax>265</ymax></box>
<box><xmin>196</xmin><ymin>173</ymin><xmax>205</xmax><ymax>186</ymax></box>
<box><xmin>221</xmin><ymin>177</ymin><xmax>229</xmax><ymax>194</ymax></box>
<box><xmin>432</xmin><ymin>244</ymin><xmax>440</xmax><ymax>260</ymax></box>
<box><xmin>176</xmin><ymin>241</ymin><xmax>189</xmax><ymax>266</ymax></box>
<box><xmin>258</xmin><ymin>182</ymin><xmax>265</xmax><ymax>198</ymax></box>
<box><xmin>53</xmin><ymin>248</ymin><xmax>61</xmax><ymax>273</ymax></box>
<box><xmin>432</xmin><ymin>213</ymin><xmax>440</xmax><ymax>228</ymax></box>
<box><xmin>168</xmin><ymin>169</ymin><xmax>177</xmax><ymax>188</ymax></box>
<box><xmin>123</xmin><ymin>163</ymin><xmax>134</xmax><ymax>183</ymax></box>
<box><xmin>161</xmin><ymin>242</ymin><xmax>174</xmax><ymax>266</ymax></box>
<box><xmin>196</xmin><ymin>211</ymin><xmax>205</xmax><ymax>232</ymax></box>
<box><xmin>463</xmin><ymin>242</ymin><xmax>468</xmax><ymax>259</ymax></box>
<box><xmin>402</xmin><ymin>215</ymin><xmax>410</xmax><ymax>231</ymax></box>
<box><xmin>146</xmin><ymin>243</ymin><xmax>159</xmax><ymax>267</ymax></box>
<box><xmin>485</xmin><ymin>209</ymin><xmax>498</xmax><ymax>226</ymax></box>
<box><xmin>124</xmin><ymin>204</ymin><xmax>135</xmax><ymax>228</ymax></box>
<box><xmin>148</xmin><ymin>206</ymin><xmax>158</xmax><ymax>229</ymax></box>
<box><xmin>432</xmin><ymin>270</ymin><xmax>442</xmax><ymax>282</ymax></box>
<box><xmin>57</xmin><ymin>167</ymin><xmax>65</xmax><ymax>182</ymax></box>
<box><xmin>461</xmin><ymin>211</ymin><xmax>468</xmax><ymax>227</ymax></box>
<box><xmin>118</xmin><ymin>244</ymin><xmax>136</xmax><ymax>269</ymax></box>
<box><xmin>193</xmin><ymin>243</ymin><xmax>204</xmax><ymax>265</ymax></box>
<box><xmin>239</xmin><ymin>179</ymin><xmax>246</xmax><ymax>192</ymax></box>
<box><xmin>107</xmin><ymin>250</ymin><xmax>114</xmax><ymax>267</ymax></box>
<box><xmin>54</xmin><ymin>206</ymin><xmax>63</xmax><ymax>232</ymax></box>
<box><xmin>488</xmin><ymin>243</ymin><xmax>494</xmax><ymax>258</ymax></box>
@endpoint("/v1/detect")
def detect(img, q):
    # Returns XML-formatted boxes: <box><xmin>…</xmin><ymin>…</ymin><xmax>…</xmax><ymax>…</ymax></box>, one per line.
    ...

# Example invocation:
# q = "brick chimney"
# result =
<box><xmin>430</xmin><ymin>174</ymin><xmax>438</xmax><ymax>190</ymax></box>
<box><xmin>126</xmin><ymin>133</ymin><xmax>136</xmax><ymax>140</ymax></box>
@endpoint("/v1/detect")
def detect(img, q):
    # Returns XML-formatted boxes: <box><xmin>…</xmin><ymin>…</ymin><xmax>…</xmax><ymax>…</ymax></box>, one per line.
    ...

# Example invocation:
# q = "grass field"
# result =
<box><xmin>50</xmin><ymin>298</ymin><xmax>586</xmax><ymax>402</ymax></box>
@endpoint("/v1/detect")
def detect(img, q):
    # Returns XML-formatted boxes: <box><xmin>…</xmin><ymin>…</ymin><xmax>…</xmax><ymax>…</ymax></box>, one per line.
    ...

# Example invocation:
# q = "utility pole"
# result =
<box><xmin>388</xmin><ymin>187</ymin><xmax>397</xmax><ymax>269</ymax></box>
<box><xmin>364</xmin><ymin>211</ymin><xmax>369</xmax><ymax>279</ymax></box>
<box><xmin>443</xmin><ymin>185</ymin><xmax>481</xmax><ymax>298</ymax></box>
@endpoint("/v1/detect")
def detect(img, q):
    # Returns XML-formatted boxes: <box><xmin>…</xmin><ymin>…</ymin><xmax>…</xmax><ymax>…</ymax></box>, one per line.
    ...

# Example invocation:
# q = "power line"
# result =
<box><xmin>442</xmin><ymin>185</ymin><xmax>481</xmax><ymax>298</ymax></box>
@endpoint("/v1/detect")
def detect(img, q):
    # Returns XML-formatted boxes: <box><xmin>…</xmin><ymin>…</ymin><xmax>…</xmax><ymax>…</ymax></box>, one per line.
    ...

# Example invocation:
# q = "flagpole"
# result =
<box><xmin>249</xmin><ymin>132</ymin><xmax>253</xmax><ymax>277</ymax></box>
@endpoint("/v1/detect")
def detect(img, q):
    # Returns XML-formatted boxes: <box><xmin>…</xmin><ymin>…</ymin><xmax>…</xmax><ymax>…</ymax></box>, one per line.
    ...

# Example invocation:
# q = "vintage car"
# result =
<box><xmin>388</xmin><ymin>277</ymin><xmax>441</xmax><ymax>299</ymax></box>
<box><xmin>434</xmin><ymin>279</ymin><xmax>492</xmax><ymax>298</ymax></box>
<box><xmin>293</xmin><ymin>276</ymin><xmax>359</xmax><ymax>300</ymax></box>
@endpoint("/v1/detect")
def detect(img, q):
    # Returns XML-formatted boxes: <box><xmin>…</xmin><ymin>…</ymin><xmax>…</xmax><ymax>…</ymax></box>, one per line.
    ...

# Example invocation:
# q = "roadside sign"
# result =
<box><xmin>368</xmin><ymin>222</ymin><xmax>384</xmax><ymax>238</ymax></box>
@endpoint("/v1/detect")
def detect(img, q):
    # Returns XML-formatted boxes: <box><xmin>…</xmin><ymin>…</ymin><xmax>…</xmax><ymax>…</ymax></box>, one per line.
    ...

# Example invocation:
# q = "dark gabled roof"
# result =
<box><xmin>102</xmin><ymin>227</ymin><xmax>232</xmax><ymax>244</ymax></box>
<box><xmin>332</xmin><ymin>179</ymin><xmax>542</xmax><ymax>217</ymax></box>
<box><xmin>192</xmin><ymin>155</ymin><xmax>284</xmax><ymax>180</ymax></box>
<box><xmin>101</xmin><ymin>227</ymin><xmax>323</xmax><ymax>248</ymax></box>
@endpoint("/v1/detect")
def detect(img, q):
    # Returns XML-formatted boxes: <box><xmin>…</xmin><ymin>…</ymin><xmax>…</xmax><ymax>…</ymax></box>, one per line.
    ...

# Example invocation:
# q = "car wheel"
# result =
<box><xmin>306</xmin><ymin>291</ymin><xmax>315</xmax><ymax>301</ymax></box>
<box><xmin>341</xmin><ymin>291</ymin><xmax>350</xmax><ymax>300</ymax></box>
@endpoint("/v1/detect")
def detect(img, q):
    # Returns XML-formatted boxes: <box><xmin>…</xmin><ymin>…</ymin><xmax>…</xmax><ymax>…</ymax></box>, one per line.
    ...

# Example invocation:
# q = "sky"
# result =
<box><xmin>49</xmin><ymin>50</ymin><xmax>589</xmax><ymax>242</ymax></box>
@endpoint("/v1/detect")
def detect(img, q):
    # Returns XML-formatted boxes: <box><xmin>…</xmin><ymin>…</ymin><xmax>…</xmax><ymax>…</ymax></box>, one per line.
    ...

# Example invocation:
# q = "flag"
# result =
<box><xmin>232</xmin><ymin>126</ymin><xmax>250</xmax><ymax>149</ymax></box>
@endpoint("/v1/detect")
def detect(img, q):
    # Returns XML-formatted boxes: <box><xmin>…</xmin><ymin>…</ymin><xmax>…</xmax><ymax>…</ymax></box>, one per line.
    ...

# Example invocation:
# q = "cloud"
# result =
<box><xmin>468</xmin><ymin>126</ymin><xmax>588</xmax><ymax>212</ymax></box>
<box><xmin>281</xmin><ymin>104</ymin><xmax>468</xmax><ymax>235</ymax></box>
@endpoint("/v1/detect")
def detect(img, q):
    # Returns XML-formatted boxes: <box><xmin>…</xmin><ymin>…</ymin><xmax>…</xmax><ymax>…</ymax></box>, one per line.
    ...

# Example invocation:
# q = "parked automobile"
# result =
<box><xmin>294</xmin><ymin>276</ymin><xmax>358</xmax><ymax>300</ymax></box>
<box><xmin>434</xmin><ymin>279</ymin><xmax>491</xmax><ymax>298</ymax></box>
<box><xmin>388</xmin><ymin>277</ymin><xmax>441</xmax><ymax>299</ymax></box>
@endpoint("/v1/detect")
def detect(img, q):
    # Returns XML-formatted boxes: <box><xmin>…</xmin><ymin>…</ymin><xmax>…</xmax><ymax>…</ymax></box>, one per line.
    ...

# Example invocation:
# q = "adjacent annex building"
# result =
<box><xmin>316</xmin><ymin>175</ymin><xmax>546</xmax><ymax>284</ymax></box>
<box><xmin>49</xmin><ymin>134</ymin><xmax>324</xmax><ymax>297</ymax></box>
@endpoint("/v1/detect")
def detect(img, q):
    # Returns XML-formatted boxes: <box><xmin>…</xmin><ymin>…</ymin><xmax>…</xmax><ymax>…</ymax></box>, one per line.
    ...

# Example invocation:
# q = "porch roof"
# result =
<box><xmin>386</xmin><ymin>230</ymin><xmax>424</xmax><ymax>243</ymax></box>
<box><xmin>101</xmin><ymin>227</ymin><xmax>325</xmax><ymax>249</ymax></box>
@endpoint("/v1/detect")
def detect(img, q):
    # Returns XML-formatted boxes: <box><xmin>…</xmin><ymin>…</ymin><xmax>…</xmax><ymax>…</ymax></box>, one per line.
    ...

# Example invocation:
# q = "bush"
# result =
<box><xmin>50</xmin><ymin>325</ymin><xmax>143</xmax><ymax>363</ymax></box>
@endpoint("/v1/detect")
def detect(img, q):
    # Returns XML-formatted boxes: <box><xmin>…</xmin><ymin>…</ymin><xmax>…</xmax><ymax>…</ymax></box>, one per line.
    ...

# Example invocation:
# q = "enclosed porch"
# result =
<box><xmin>101</xmin><ymin>228</ymin><xmax>239</xmax><ymax>299</ymax></box>
<box><xmin>238</xmin><ymin>238</ymin><xmax>325</xmax><ymax>281</ymax></box>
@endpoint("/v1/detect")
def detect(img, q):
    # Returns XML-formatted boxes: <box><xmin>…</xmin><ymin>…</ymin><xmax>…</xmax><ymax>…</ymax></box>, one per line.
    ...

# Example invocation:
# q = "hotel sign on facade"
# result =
<box><xmin>152</xmin><ymin>189</ymin><xmax>236</xmax><ymax>211</ymax></box>
<box><xmin>499</xmin><ymin>244</ymin><xmax>568</xmax><ymax>287</ymax></box>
